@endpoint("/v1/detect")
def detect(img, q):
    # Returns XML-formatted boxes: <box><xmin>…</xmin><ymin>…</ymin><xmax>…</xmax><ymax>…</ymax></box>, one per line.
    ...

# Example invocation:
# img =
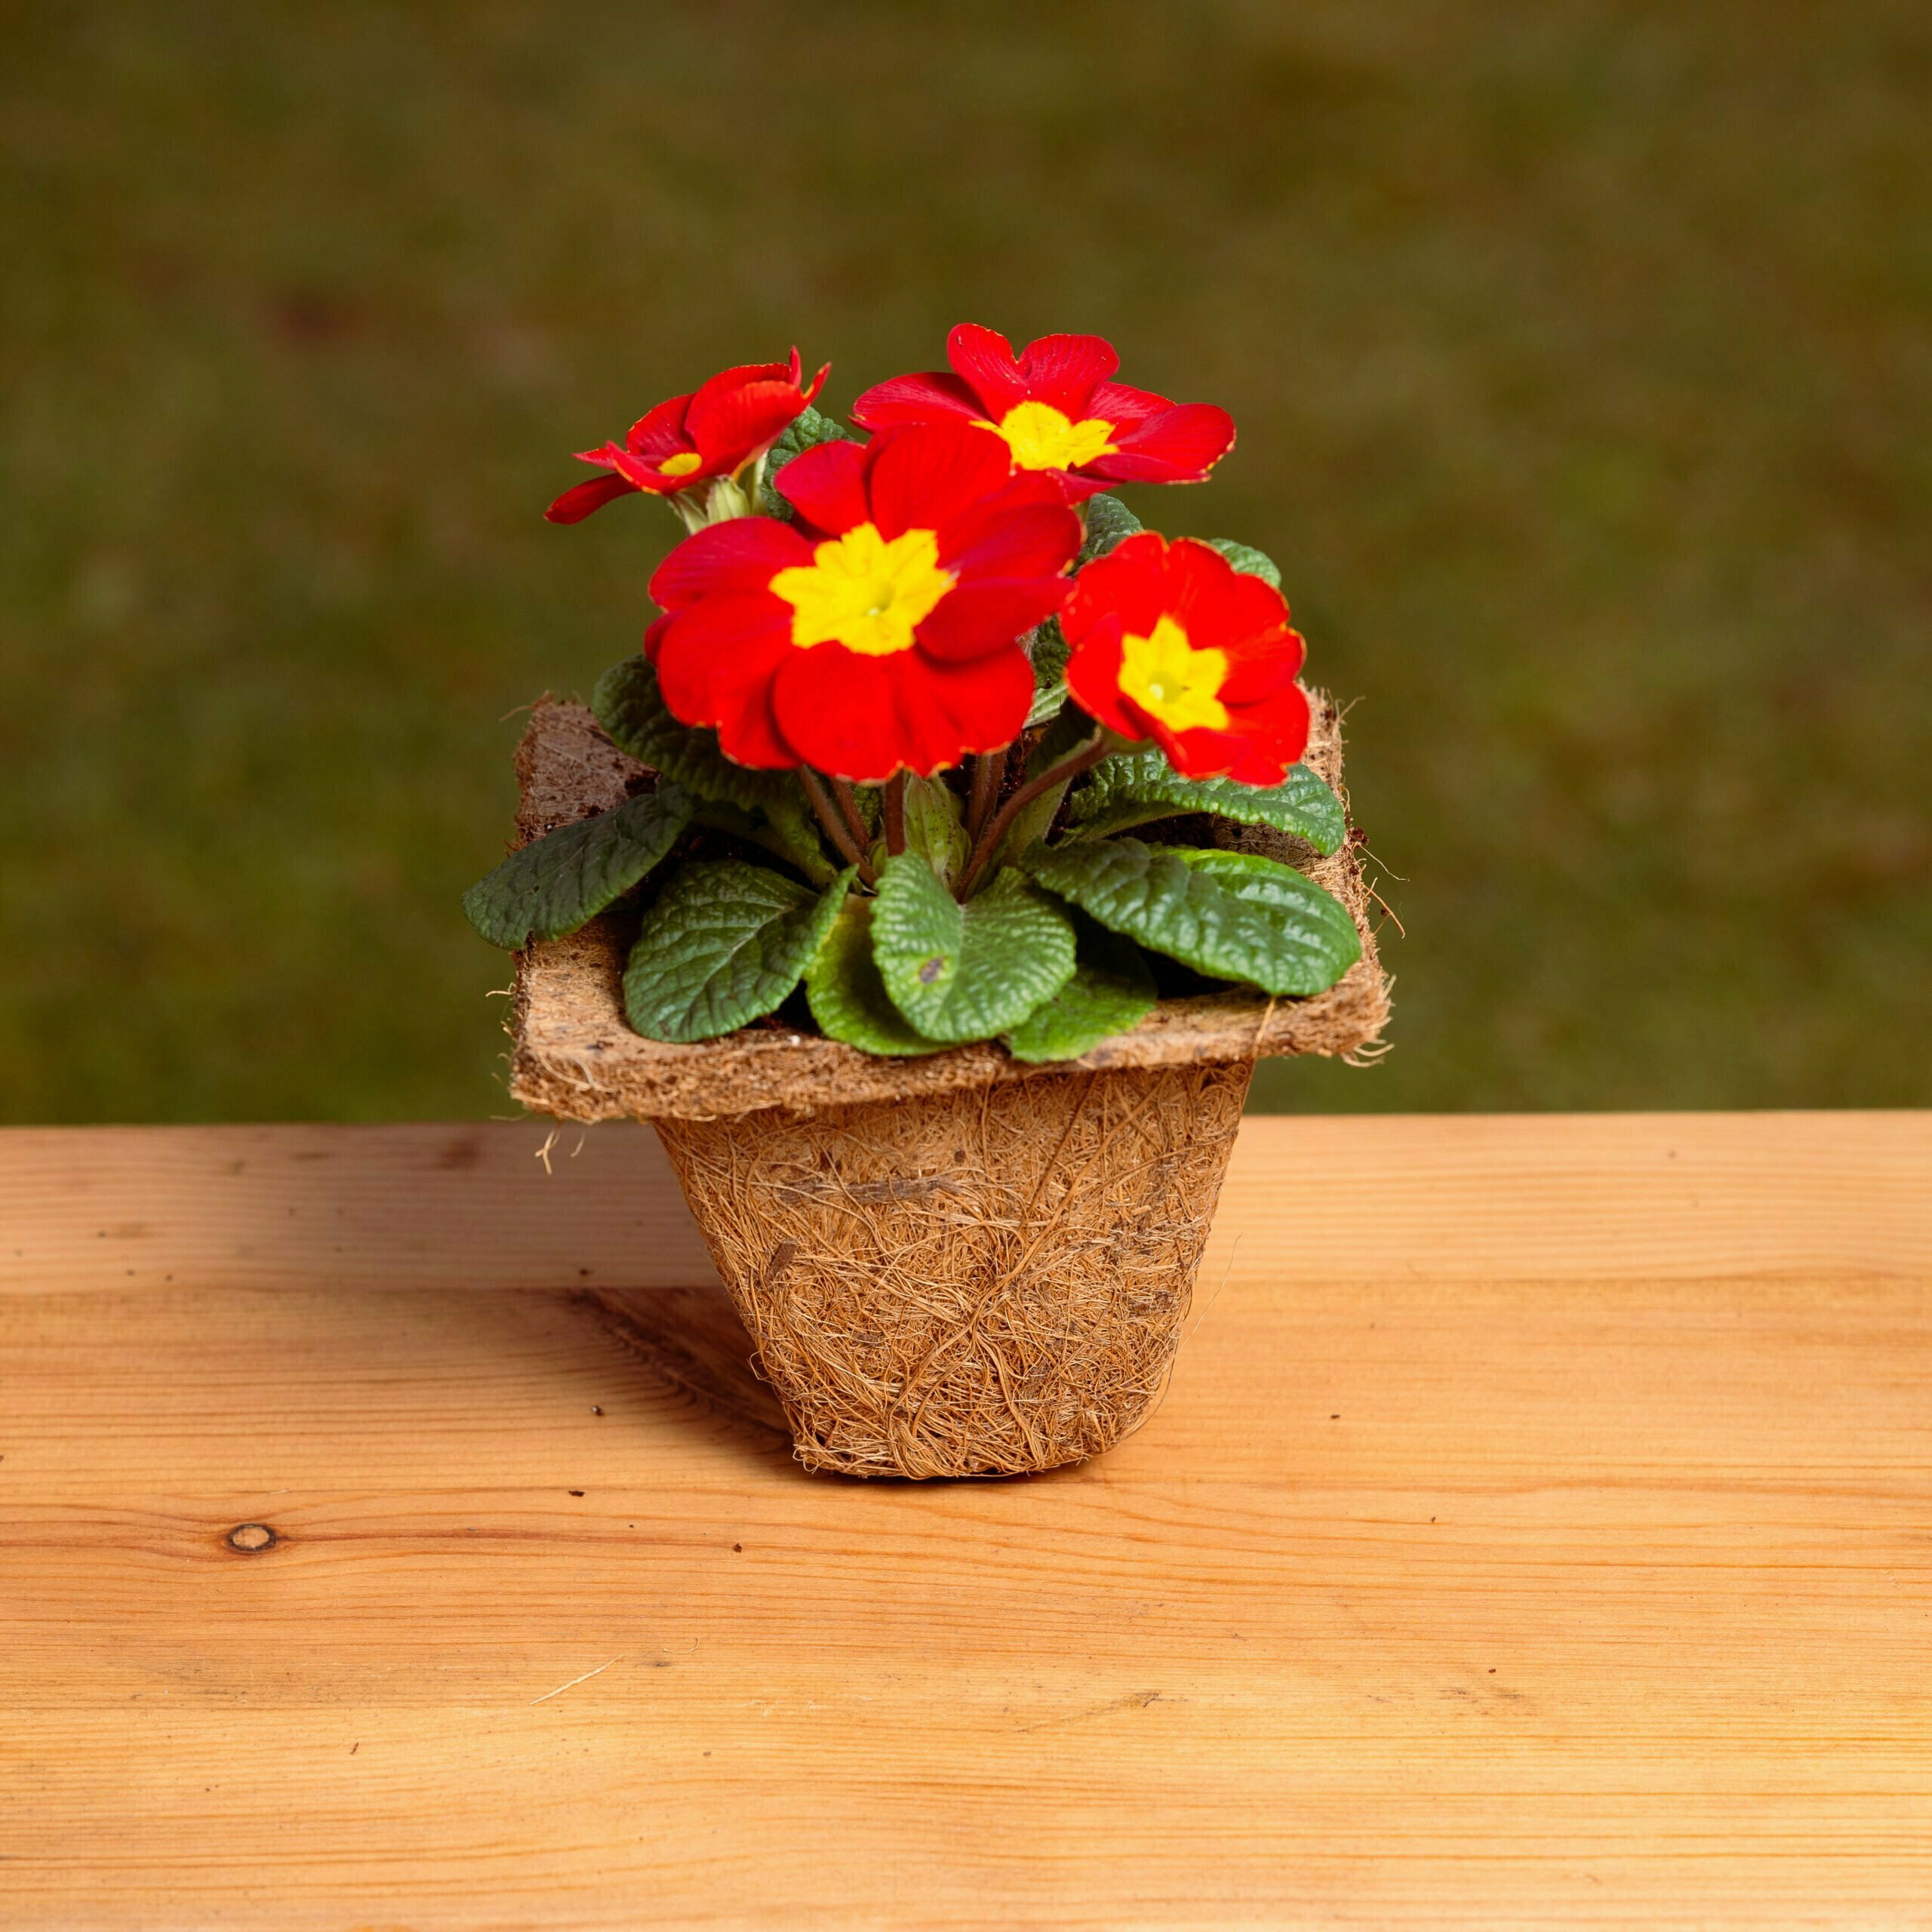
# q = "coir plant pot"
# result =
<box><xmin>504</xmin><ymin>694</ymin><xmax>1388</xmax><ymax>1479</ymax></box>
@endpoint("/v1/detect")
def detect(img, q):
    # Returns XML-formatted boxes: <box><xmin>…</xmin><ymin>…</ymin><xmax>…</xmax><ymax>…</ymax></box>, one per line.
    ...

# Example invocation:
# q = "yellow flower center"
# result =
<box><xmin>657</xmin><ymin>451</ymin><xmax>704</xmax><ymax>478</ymax></box>
<box><xmin>992</xmin><ymin>400</ymin><xmax>1117</xmax><ymax>472</ymax></box>
<box><xmin>769</xmin><ymin>521</ymin><xmax>955</xmax><ymax>657</ymax></box>
<box><xmin>1118</xmin><ymin>614</ymin><xmax>1229</xmax><ymax>733</ymax></box>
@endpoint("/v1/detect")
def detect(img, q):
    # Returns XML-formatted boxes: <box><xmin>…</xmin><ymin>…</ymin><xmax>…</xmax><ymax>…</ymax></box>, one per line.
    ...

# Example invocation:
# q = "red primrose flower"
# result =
<box><xmin>852</xmin><ymin>325</ymin><xmax>1234</xmax><ymax>503</ymax></box>
<box><xmin>546</xmin><ymin>349</ymin><xmax>828</xmax><ymax>523</ymax></box>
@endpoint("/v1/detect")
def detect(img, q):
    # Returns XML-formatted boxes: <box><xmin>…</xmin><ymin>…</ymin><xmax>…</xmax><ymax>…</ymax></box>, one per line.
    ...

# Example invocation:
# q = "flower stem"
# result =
<box><xmin>955</xmin><ymin>734</ymin><xmax>1115</xmax><ymax>899</ymax></box>
<box><xmin>829</xmin><ymin>777</ymin><xmax>872</xmax><ymax>859</ymax></box>
<box><xmin>964</xmin><ymin>744</ymin><xmax>1007</xmax><ymax>846</ymax></box>
<box><xmin>883</xmin><ymin>773</ymin><xmax>907</xmax><ymax>857</ymax></box>
<box><xmin>797</xmin><ymin>769</ymin><xmax>876</xmax><ymax>887</ymax></box>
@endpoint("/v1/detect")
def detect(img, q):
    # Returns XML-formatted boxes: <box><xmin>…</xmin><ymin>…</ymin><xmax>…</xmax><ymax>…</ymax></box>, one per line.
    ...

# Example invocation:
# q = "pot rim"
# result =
<box><xmin>507</xmin><ymin>688</ymin><xmax>1389</xmax><ymax>1124</ymax></box>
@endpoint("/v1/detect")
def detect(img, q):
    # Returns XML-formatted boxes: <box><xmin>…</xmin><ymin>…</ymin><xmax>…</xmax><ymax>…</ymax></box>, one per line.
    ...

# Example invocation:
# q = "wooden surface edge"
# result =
<box><xmin>1</xmin><ymin>1112</ymin><xmax>1926</xmax><ymax>1294</ymax></box>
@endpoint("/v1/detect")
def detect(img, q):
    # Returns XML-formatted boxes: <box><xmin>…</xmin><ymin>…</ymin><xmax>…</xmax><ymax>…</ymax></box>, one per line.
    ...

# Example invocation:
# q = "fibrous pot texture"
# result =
<box><xmin>502</xmin><ymin>688</ymin><xmax>1387</xmax><ymax>1478</ymax></box>
<box><xmin>654</xmin><ymin>1058</ymin><xmax>1251</xmax><ymax>1478</ymax></box>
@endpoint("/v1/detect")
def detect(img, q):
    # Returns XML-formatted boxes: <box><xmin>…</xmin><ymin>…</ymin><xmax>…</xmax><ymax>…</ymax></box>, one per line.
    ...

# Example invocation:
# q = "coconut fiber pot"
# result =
<box><xmin>505</xmin><ymin>696</ymin><xmax>1388</xmax><ymax>1478</ymax></box>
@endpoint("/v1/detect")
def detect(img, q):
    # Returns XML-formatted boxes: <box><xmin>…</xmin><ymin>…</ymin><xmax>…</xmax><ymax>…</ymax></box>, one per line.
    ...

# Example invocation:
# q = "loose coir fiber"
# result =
<box><xmin>654</xmin><ymin>1058</ymin><xmax>1251</xmax><ymax>1477</ymax></box>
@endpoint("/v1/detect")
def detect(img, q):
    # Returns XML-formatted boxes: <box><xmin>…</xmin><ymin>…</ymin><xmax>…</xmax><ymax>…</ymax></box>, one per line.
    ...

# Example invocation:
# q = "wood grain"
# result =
<box><xmin>2</xmin><ymin>1115</ymin><xmax>1929</xmax><ymax>1928</ymax></box>
<box><xmin>5</xmin><ymin>1111</ymin><xmax>1927</xmax><ymax>1294</ymax></box>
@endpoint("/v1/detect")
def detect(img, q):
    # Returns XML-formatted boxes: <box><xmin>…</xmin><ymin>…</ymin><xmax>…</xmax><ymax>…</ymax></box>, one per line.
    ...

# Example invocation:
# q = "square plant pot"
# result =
<box><xmin>504</xmin><ymin>689</ymin><xmax>1388</xmax><ymax>1477</ymax></box>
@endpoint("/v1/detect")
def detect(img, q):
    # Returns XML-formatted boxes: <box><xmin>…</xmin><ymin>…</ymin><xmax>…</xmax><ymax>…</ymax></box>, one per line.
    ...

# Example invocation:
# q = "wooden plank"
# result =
<box><xmin>3</xmin><ymin>1112</ymin><xmax>1928</xmax><ymax>1294</ymax></box>
<box><xmin>2</xmin><ymin>1117</ymin><xmax>1929</xmax><ymax>1927</ymax></box>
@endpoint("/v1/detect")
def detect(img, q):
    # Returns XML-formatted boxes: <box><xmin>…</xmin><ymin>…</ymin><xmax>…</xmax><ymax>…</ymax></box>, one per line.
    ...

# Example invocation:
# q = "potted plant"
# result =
<box><xmin>468</xmin><ymin>326</ymin><xmax>1389</xmax><ymax>1478</ymax></box>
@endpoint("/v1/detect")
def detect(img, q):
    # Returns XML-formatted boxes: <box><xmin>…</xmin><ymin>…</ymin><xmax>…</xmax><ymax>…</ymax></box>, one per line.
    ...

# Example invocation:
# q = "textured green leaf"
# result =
<box><xmin>872</xmin><ymin>855</ymin><xmax>1077</xmax><ymax>1042</ymax></box>
<box><xmin>1078</xmin><ymin>492</ymin><xmax>1142</xmax><ymax>565</ymax></box>
<box><xmin>1002</xmin><ymin>917</ymin><xmax>1156</xmax><ymax>1063</ymax></box>
<box><xmin>901</xmin><ymin>773</ymin><xmax>969</xmax><ymax>886</ymax></box>
<box><xmin>622</xmin><ymin>860</ymin><xmax>853</xmax><ymax>1044</ymax></box>
<box><xmin>594</xmin><ymin>657</ymin><xmax>836</xmax><ymax>880</ymax></box>
<box><xmin>1154</xmin><ymin>844</ymin><xmax>1355</xmax><ymax>918</ymax></box>
<box><xmin>804</xmin><ymin>897</ymin><xmax>949</xmax><ymax>1057</ymax></box>
<box><xmin>756</xmin><ymin>787</ymin><xmax>839</xmax><ymax>885</ymax></box>
<box><xmin>1019</xmin><ymin>836</ymin><xmax>1359</xmax><ymax>995</ymax></box>
<box><xmin>760</xmin><ymin>405</ymin><xmax>857</xmax><ymax>518</ymax></box>
<box><xmin>1204</xmin><ymin>537</ymin><xmax>1282</xmax><ymax>588</ymax></box>
<box><xmin>1026</xmin><ymin>617</ymin><xmax>1071</xmax><ymax>728</ymax></box>
<box><xmin>592</xmin><ymin>655</ymin><xmax>786</xmax><ymax>815</ymax></box>
<box><xmin>1065</xmin><ymin>746</ymin><xmax>1346</xmax><ymax>853</ymax></box>
<box><xmin>463</xmin><ymin>785</ymin><xmax>692</xmax><ymax>950</ymax></box>
<box><xmin>1024</xmin><ymin>703</ymin><xmax>1100</xmax><ymax>780</ymax></box>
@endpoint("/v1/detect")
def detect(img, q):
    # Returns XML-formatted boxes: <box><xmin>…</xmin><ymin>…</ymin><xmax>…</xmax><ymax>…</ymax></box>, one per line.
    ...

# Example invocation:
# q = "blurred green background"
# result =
<box><xmin>4</xmin><ymin>1</ymin><xmax>1927</xmax><ymax>1122</ymax></box>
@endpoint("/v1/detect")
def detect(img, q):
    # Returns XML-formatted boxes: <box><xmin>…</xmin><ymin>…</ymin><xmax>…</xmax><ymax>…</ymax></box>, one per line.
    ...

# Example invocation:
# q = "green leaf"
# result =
<box><xmin>901</xmin><ymin>773</ymin><xmax>970</xmax><ymax>887</ymax></box>
<box><xmin>592</xmin><ymin>655</ymin><xmax>785</xmax><ymax>816</ymax></box>
<box><xmin>1064</xmin><ymin>746</ymin><xmax>1346</xmax><ymax>854</ymax></box>
<box><xmin>756</xmin><ymin>787</ymin><xmax>839</xmax><ymax>885</ymax></box>
<box><xmin>1024</xmin><ymin>703</ymin><xmax>1100</xmax><ymax>781</ymax></box>
<box><xmin>1002</xmin><ymin>917</ymin><xmax>1156</xmax><ymax>1063</ymax></box>
<box><xmin>463</xmin><ymin>785</ymin><xmax>693</xmax><ymax>950</ymax></box>
<box><xmin>760</xmin><ymin>405</ymin><xmax>857</xmax><ymax>518</ymax></box>
<box><xmin>804</xmin><ymin>897</ymin><xmax>949</xmax><ymax>1057</ymax></box>
<box><xmin>622</xmin><ymin>860</ymin><xmax>852</xmax><ymax>1044</ymax></box>
<box><xmin>872</xmin><ymin>855</ymin><xmax>1077</xmax><ymax>1043</ymax></box>
<box><xmin>1204</xmin><ymin>537</ymin><xmax>1282</xmax><ymax>588</ymax></box>
<box><xmin>1026</xmin><ymin>617</ymin><xmax>1071</xmax><ymax>728</ymax></box>
<box><xmin>1078</xmin><ymin>492</ymin><xmax>1142</xmax><ymax>565</ymax></box>
<box><xmin>1019</xmin><ymin>837</ymin><xmax>1359</xmax><ymax>996</ymax></box>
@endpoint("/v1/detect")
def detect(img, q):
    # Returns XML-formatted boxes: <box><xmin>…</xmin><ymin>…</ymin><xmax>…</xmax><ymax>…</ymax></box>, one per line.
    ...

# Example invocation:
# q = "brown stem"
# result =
<box><xmin>828</xmin><ymin>777</ymin><xmax>872</xmax><ymax>860</ymax></box>
<box><xmin>882</xmin><ymin>772</ymin><xmax>907</xmax><ymax>857</ymax></box>
<box><xmin>964</xmin><ymin>747</ymin><xmax>1004</xmax><ymax>846</ymax></box>
<box><xmin>796</xmin><ymin>768</ymin><xmax>876</xmax><ymax>886</ymax></box>
<box><xmin>955</xmin><ymin>734</ymin><xmax>1114</xmax><ymax>899</ymax></box>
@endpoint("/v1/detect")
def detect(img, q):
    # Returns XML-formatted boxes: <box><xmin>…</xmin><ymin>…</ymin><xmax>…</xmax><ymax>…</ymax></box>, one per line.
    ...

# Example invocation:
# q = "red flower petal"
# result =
<box><xmin>604</xmin><ymin>445</ymin><xmax>704</xmax><ymax>494</ymax></box>
<box><xmin>771</xmin><ymin>642</ymin><xmax>1033</xmax><ymax>780</ymax></box>
<box><xmin>1228</xmin><ymin>681</ymin><xmax>1312</xmax><ymax>779</ymax></box>
<box><xmin>1217</xmin><ymin>623</ymin><xmax>1305</xmax><ymax>706</ymax></box>
<box><xmin>653</xmin><ymin>593</ymin><xmax>798</xmax><ymax>769</ymax></box>
<box><xmin>935</xmin><ymin>481</ymin><xmax>1081</xmax><ymax>581</ymax></box>
<box><xmin>686</xmin><ymin>377</ymin><xmax>813</xmax><ymax>471</ymax></box>
<box><xmin>866</xmin><ymin>420</ymin><xmax>1014</xmax><ymax>540</ymax></box>
<box><xmin>1154</xmin><ymin>542</ymin><xmax>1300</xmax><ymax>693</ymax></box>
<box><xmin>1144</xmin><ymin>721</ymin><xmax>1243</xmax><ymax>780</ymax></box>
<box><xmin>1084</xmin><ymin>379</ymin><xmax>1175</xmax><ymax>429</ymax></box>
<box><xmin>544</xmin><ymin>472</ymin><xmax>636</xmax><ymax>524</ymax></box>
<box><xmin>624</xmin><ymin>394</ymin><xmax>695</xmax><ymax>461</ymax></box>
<box><xmin>914</xmin><ymin>580</ymin><xmax>1070</xmax><ymax>663</ymax></box>
<box><xmin>643</xmin><ymin>615</ymin><xmax>671</xmax><ymax>664</ymax></box>
<box><xmin>1011</xmin><ymin>332</ymin><xmax>1120</xmax><ymax>415</ymax></box>
<box><xmin>775</xmin><ymin>438</ymin><xmax>872</xmax><ymax>537</ymax></box>
<box><xmin>1088</xmin><ymin>403</ymin><xmax>1235</xmax><ymax>484</ymax></box>
<box><xmin>1063</xmin><ymin>612</ymin><xmax>1137</xmax><ymax>740</ymax></box>
<box><xmin>1048</xmin><ymin>471</ymin><xmax>1117</xmax><ymax>505</ymax></box>
<box><xmin>769</xmin><ymin>648</ymin><xmax>903</xmax><ymax>781</ymax></box>
<box><xmin>850</xmin><ymin>370</ymin><xmax>985</xmax><ymax>430</ymax></box>
<box><xmin>1064</xmin><ymin>531</ymin><xmax>1169</xmax><ymax>646</ymax></box>
<box><xmin>1160</xmin><ymin>677</ymin><xmax>1309</xmax><ymax>783</ymax></box>
<box><xmin>1161</xmin><ymin>535</ymin><xmax>1249</xmax><ymax>624</ymax></box>
<box><xmin>649</xmin><ymin>517</ymin><xmax>811</xmax><ymax>613</ymax></box>
<box><xmin>946</xmin><ymin>323</ymin><xmax>1032</xmax><ymax>420</ymax></box>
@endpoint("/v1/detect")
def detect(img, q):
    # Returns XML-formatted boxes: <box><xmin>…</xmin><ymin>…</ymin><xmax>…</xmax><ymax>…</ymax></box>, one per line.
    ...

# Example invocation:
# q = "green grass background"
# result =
<box><xmin>4</xmin><ymin>1</ymin><xmax>1927</xmax><ymax>1122</ymax></box>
